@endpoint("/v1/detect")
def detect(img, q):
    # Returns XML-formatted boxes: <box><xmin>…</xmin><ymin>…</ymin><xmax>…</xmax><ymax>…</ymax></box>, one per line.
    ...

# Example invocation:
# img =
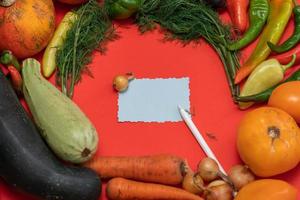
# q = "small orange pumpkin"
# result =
<box><xmin>237</xmin><ymin>107</ymin><xmax>300</xmax><ymax>177</ymax></box>
<box><xmin>0</xmin><ymin>0</ymin><xmax>55</xmax><ymax>58</ymax></box>
<box><xmin>235</xmin><ymin>179</ymin><xmax>298</xmax><ymax>200</ymax></box>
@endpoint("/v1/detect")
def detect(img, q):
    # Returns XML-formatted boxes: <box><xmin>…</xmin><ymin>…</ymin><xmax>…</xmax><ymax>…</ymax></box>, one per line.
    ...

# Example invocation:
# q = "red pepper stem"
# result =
<box><xmin>282</xmin><ymin>54</ymin><xmax>297</xmax><ymax>71</ymax></box>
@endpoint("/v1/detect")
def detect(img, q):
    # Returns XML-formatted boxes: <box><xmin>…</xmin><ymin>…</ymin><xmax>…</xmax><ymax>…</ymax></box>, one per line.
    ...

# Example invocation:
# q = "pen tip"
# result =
<box><xmin>178</xmin><ymin>105</ymin><xmax>183</xmax><ymax>111</ymax></box>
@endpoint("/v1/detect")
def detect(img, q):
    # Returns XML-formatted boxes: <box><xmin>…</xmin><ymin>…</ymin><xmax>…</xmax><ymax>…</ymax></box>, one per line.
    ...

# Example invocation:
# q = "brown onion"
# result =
<box><xmin>182</xmin><ymin>172</ymin><xmax>204</xmax><ymax>194</ymax></box>
<box><xmin>113</xmin><ymin>73</ymin><xmax>134</xmax><ymax>92</ymax></box>
<box><xmin>228</xmin><ymin>165</ymin><xmax>255</xmax><ymax>191</ymax></box>
<box><xmin>205</xmin><ymin>180</ymin><xmax>233</xmax><ymax>200</ymax></box>
<box><xmin>197</xmin><ymin>157</ymin><xmax>219</xmax><ymax>182</ymax></box>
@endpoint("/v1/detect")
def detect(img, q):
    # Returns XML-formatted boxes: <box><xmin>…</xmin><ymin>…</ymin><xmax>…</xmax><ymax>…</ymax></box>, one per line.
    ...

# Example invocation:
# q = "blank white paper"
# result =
<box><xmin>118</xmin><ymin>78</ymin><xmax>190</xmax><ymax>122</ymax></box>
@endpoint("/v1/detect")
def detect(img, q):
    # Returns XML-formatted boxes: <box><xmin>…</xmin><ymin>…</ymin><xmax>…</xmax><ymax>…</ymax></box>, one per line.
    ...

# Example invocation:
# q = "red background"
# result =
<box><xmin>1</xmin><ymin>1</ymin><xmax>300</xmax><ymax>199</ymax></box>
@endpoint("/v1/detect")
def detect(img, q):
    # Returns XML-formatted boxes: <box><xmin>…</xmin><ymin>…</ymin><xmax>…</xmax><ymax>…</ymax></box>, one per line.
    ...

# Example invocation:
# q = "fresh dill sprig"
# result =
<box><xmin>136</xmin><ymin>0</ymin><xmax>240</xmax><ymax>102</ymax></box>
<box><xmin>56</xmin><ymin>0</ymin><xmax>114</xmax><ymax>98</ymax></box>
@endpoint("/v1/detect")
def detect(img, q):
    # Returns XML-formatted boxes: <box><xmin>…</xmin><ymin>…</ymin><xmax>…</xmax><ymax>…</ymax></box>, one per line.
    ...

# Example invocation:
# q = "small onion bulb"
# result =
<box><xmin>182</xmin><ymin>172</ymin><xmax>204</xmax><ymax>194</ymax></box>
<box><xmin>205</xmin><ymin>180</ymin><xmax>233</xmax><ymax>200</ymax></box>
<box><xmin>113</xmin><ymin>73</ymin><xmax>134</xmax><ymax>92</ymax></box>
<box><xmin>228</xmin><ymin>165</ymin><xmax>255</xmax><ymax>191</ymax></box>
<box><xmin>197</xmin><ymin>157</ymin><xmax>220</xmax><ymax>182</ymax></box>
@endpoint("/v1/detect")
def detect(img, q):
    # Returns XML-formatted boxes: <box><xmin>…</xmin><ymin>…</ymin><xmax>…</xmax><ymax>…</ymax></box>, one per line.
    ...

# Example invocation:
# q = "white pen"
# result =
<box><xmin>178</xmin><ymin>105</ymin><xmax>227</xmax><ymax>175</ymax></box>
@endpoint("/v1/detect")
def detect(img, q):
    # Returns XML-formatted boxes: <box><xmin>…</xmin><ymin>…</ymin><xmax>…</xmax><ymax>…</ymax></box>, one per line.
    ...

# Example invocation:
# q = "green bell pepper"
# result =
<box><xmin>106</xmin><ymin>0</ymin><xmax>141</xmax><ymax>20</ymax></box>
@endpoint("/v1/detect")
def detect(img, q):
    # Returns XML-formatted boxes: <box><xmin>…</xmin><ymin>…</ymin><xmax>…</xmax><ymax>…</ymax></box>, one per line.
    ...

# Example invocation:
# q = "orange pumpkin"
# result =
<box><xmin>56</xmin><ymin>0</ymin><xmax>87</xmax><ymax>4</ymax></box>
<box><xmin>237</xmin><ymin>107</ymin><xmax>300</xmax><ymax>177</ymax></box>
<box><xmin>0</xmin><ymin>0</ymin><xmax>55</xmax><ymax>58</ymax></box>
<box><xmin>235</xmin><ymin>179</ymin><xmax>298</xmax><ymax>200</ymax></box>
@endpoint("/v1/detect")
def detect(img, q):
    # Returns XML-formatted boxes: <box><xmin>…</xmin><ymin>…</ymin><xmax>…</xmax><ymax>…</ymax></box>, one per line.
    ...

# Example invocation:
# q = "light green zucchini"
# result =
<box><xmin>22</xmin><ymin>58</ymin><xmax>98</xmax><ymax>164</ymax></box>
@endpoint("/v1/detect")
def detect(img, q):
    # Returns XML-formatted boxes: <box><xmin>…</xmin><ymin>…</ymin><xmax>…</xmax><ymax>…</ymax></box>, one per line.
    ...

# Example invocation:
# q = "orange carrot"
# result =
<box><xmin>84</xmin><ymin>154</ymin><xmax>188</xmax><ymax>185</ymax></box>
<box><xmin>106</xmin><ymin>178</ymin><xmax>204</xmax><ymax>200</ymax></box>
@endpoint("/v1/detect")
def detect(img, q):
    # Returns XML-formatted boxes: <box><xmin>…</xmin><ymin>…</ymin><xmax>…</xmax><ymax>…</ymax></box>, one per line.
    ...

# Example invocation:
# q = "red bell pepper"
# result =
<box><xmin>227</xmin><ymin>0</ymin><xmax>249</xmax><ymax>33</ymax></box>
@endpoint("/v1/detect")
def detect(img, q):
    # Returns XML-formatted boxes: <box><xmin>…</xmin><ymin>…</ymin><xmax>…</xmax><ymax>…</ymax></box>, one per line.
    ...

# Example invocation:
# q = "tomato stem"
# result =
<box><xmin>268</xmin><ymin>126</ymin><xmax>280</xmax><ymax>143</ymax></box>
<box><xmin>0</xmin><ymin>0</ymin><xmax>16</xmax><ymax>7</ymax></box>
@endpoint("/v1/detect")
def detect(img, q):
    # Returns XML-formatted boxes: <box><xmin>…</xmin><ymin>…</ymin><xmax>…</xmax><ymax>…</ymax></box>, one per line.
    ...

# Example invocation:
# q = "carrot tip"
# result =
<box><xmin>235</xmin><ymin>65</ymin><xmax>253</xmax><ymax>84</ymax></box>
<box><xmin>234</xmin><ymin>75</ymin><xmax>242</xmax><ymax>84</ymax></box>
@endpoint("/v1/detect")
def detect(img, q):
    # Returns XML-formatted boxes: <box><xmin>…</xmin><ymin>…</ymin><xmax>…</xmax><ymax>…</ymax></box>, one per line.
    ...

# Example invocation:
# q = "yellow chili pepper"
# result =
<box><xmin>42</xmin><ymin>12</ymin><xmax>77</xmax><ymax>78</ymax></box>
<box><xmin>238</xmin><ymin>54</ymin><xmax>296</xmax><ymax>109</ymax></box>
<box><xmin>235</xmin><ymin>0</ymin><xmax>294</xmax><ymax>84</ymax></box>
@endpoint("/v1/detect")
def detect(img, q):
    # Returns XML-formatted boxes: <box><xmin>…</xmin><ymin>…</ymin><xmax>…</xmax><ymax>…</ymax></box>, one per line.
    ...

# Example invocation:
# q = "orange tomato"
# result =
<box><xmin>0</xmin><ymin>0</ymin><xmax>55</xmax><ymax>58</ymax></box>
<box><xmin>268</xmin><ymin>81</ymin><xmax>300</xmax><ymax>123</ymax></box>
<box><xmin>235</xmin><ymin>179</ymin><xmax>298</xmax><ymax>200</ymax></box>
<box><xmin>237</xmin><ymin>107</ymin><xmax>300</xmax><ymax>177</ymax></box>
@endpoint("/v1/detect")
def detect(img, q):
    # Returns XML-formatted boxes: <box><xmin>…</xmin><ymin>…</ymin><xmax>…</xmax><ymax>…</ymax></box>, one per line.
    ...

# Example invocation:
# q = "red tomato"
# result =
<box><xmin>268</xmin><ymin>81</ymin><xmax>300</xmax><ymax>123</ymax></box>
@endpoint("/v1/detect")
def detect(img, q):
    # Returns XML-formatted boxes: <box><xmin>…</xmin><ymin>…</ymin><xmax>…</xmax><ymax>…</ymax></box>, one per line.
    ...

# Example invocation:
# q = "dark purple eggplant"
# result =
<box><xmin>0</xmin><ymin>69</ymin><xmax>101</xmax><ymax>200</ymax></box>
<box><xmin>203</xmin><ymin>0</ymin><xmax>226</xmax><ymax>9</ymax></box>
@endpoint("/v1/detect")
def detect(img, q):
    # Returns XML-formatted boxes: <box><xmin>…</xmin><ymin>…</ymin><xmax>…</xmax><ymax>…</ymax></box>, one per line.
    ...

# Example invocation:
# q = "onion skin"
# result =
<box><xmin>228</xmin><ymin>165</ymin><xmax>255</xmax><ymax>191</ymax></box>
<box><xmin>113</xmin><ymin>75</ymin><xmax>129</xmax><ymax>92</ymax></box>
<box><xmin>205</xmin><ymin>180</ymin><xmax>233</xmax><ymax>200</ymax></box>
<box><xmin>197</xmin><ymin>157</ymin><xmax>219</xmax><ymax>182</ymax></box>
<box><xmin>113</xmin><ymin>73</ymin><xmax>134</xmax><ymax>92</ymax></box>
<box><xmin>182</xmin><ymin>172</ymin><xmax>204</xmax><ymax>195</ymax></box>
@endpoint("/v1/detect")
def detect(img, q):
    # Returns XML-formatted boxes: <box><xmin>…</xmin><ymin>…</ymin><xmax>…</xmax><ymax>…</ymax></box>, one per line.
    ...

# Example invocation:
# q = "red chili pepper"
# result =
<box><xmin>7</xmin><ymin>65</ymin><xmax>23</xmax><ymax>95</ymax></box>
<box><xmin>227</xmin><ymin>0</ymin><xmax>249</xmax><ymax>33</ymax></box>
<box><xmin>271</xmin><ymin>43</ymin><xmax>300</xmax><ymax>65</ymax></box>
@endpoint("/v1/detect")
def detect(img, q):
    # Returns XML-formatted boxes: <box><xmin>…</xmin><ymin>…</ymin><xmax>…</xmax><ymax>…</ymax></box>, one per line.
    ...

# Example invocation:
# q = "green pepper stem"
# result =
<box><xmin>0</xmin><ymin>51</ymin><xmax>12</xmax><ymax>65</ymax></box>
<box><xmin>282</xmin><ymin>54</ymin><xmax>296</xmax><ymax>71</ymax></box>
<box><xmin>0</xmin><ymin>50</ymin><xmax>21</xmax><ymax>72</ymax></box>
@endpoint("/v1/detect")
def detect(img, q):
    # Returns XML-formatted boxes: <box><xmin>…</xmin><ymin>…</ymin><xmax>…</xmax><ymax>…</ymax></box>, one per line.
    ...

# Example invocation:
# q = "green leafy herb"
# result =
<box><xmin>56</xmin><ymin>0</ymin><xmax>114</xmax><ymax>98</ymax></box>
<box><xmin>136</xmin><ymin>0</ymin><xmax>240</xmax><ymax>101</ymax></box>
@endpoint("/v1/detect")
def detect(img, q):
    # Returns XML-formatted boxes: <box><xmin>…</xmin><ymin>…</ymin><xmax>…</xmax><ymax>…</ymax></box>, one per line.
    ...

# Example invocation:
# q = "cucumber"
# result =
<box><xmin>0</xmin><ymin>69</ymin><xmax>101</xmax><ymax>200</ymax></box>
<box><xmin>22</xmin><ymin>58</ymin><xmax>98</xmax><ymax>164</ymax></box>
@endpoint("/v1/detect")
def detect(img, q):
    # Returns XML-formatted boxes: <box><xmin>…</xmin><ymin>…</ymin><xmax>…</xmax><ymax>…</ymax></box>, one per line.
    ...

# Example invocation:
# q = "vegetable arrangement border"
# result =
<box><xmin>1</xmin><ymin>1</ymin><xmax>300</xmax><ymax>200</ymax></box>
<box><xmin>2</xmin><ymin>0</ymin><xmax>300</xmax><ymax>106</ymax></box>
<box><xmin>52</xmin><ymin>0</ymin><xmax>241</xmax><ymax>101</ymax></box>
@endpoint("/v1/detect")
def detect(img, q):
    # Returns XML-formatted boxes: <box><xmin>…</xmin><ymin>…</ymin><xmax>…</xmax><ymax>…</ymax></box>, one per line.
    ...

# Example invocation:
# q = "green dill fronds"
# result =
<box><xmin>136</xmin><ymin>0</ymin><xmax>240</xmax><ymax>101</ymax></box>
<box><xmin>56</xmin><ymin>0</ymin><xmax>115</xmax><ymax>98</ymax></box>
